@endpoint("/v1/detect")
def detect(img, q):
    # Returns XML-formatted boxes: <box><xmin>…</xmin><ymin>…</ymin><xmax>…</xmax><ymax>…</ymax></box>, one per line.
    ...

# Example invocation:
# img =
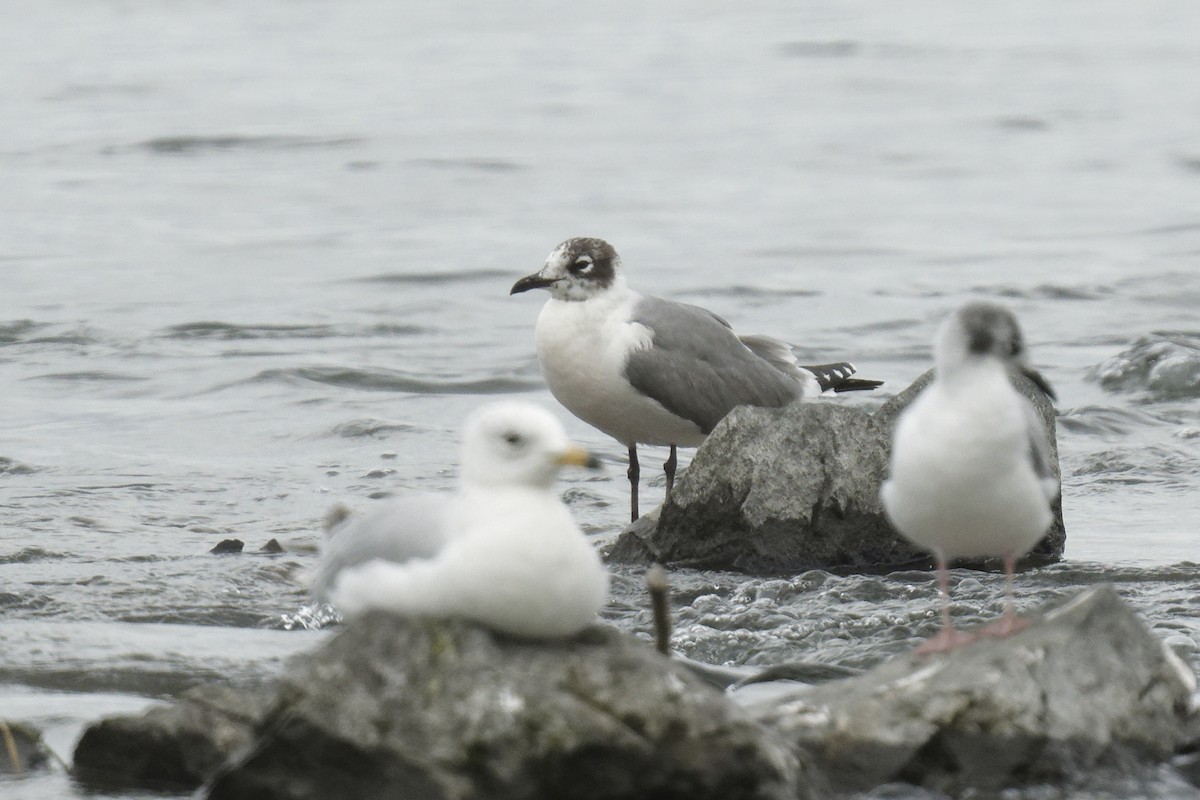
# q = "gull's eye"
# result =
<box><xmin>569</xmin><ymin>255</ymin><xmax>594</xmax><ymax>276</ymax></box>
<box><xmin>503</xmin><ymin>431</ymin><xmax>523</xmax><ymax>447</ymax></box>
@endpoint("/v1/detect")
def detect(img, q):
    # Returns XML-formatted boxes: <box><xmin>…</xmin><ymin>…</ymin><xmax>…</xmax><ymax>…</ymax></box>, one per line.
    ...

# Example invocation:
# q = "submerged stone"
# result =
<box><xmin>209</xmin><ymin>539</ymin><xmax>245</xmax><ymax>555</ymax></box>
<box><xmin>608</xmin><ymin>368</ymin><xmax>1064</xmax><ymax>573</ymax></box>
<box><xmin>73</xmin><ymin>685</ymin><xmax>272</xmax><ymax>791</ymax></box>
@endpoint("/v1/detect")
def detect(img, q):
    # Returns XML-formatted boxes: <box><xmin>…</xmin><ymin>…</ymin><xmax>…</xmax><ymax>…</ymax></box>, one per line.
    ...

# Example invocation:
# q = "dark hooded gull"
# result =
<box><xmin>511</xmin><ymin>236</ymin><xmax>881</xmax><ymax>522</ymax></box>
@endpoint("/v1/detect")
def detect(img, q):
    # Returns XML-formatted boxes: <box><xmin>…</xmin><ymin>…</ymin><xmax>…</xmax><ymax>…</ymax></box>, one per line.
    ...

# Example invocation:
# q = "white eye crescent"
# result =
<box><xmin>571</xmin><ymin>256</ymin><xmax>594</xmax><ymax>275</ymax></box>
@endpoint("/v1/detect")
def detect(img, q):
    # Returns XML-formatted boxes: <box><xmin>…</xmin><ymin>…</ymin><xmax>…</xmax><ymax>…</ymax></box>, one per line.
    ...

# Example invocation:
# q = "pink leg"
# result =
<box><xmin>979</xmin><ymin>553</ymin><xmax>1030</xmax><ymax>638</ymax></box>
<box><xmin>916</xmin><ymin>553</ymin><xmax>977</xmax><ymax>654</ymax></box>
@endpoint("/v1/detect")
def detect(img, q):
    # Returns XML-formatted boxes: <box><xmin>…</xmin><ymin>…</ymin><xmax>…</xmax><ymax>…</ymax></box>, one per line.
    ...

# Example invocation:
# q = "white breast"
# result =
<box><xmin>881</xmin><ymin>366</ymin><xmax>1053</xmax><ymax>560</ymax></box>
<box><xmin>533</xmin><ymin>291</ymin><xmax>706</xmax><ymax>448</ymax></box>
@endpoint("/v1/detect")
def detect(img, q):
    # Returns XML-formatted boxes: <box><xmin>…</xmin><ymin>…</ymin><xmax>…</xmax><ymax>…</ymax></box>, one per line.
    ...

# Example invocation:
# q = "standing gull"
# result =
<box><xmin>314</xmin><ymin>401</ymin><xmax>610</xmax><ymax>639</ymax></box>
<box><xmin>881</xmin><ymin>302</ymin><xmax>1059</xmax><ymax>654</ymax></box>
<box><xmin>511</xmin><ymin>236</ymin><xmax>882</xmax><ymax>522</ymax></box>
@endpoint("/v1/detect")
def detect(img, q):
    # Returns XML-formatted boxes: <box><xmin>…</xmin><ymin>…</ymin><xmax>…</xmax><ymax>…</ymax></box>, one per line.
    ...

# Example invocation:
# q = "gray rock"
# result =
<box><xmin>747</xmin><ymin>585</ymin><xmax>1195</xmax><ymax>793</ymax></box>
<box><xmin>608</xmin><ymin>368</ymin><xmax>1064</xmax><ymax>573</ymax></box>
<box><xmin>204</xmin><ymin>616</ymin><xmax>804</xmax><ymax>800</ymax></box>
<box><xmin>209</xmin><ymin>538</ymin><xmax>245</xmax><ymax>555</ymax></box>
<box><xmin>69</xmin><ymin>587</ymin><xmax>1195</xmax><ymax>797</ymax></box>
<box><xmin>1</xmin><ymin>719</ymin><xmax>52</xmax><ymax>773</ymax></box>
<box><xmin>73</xmin><ymin>684</ymin><xmax>273</xmax><ymax>791</ymax></box>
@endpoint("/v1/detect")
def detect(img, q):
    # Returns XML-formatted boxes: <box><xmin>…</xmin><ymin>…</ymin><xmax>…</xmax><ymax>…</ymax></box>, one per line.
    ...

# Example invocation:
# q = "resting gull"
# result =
<box><xmin>881</xmin><ymin>302</ymin><xmax>1059</xmax><ymax>654</ymax></box>
<box><xmin>314</xmin><ymin>401</ymin><xmax>609</xmax><ymax>639</ymax></box>
<box><xmin>511</xmin><ymin>236</ymin><xmax>882</xmax><ymax>522</ymax></box>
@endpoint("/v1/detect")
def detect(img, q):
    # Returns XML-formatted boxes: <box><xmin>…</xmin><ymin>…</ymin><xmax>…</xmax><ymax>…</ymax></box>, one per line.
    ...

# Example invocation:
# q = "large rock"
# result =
<box><xmin>608</xmin><ymin>368</ymin><xmax>1065</xmax><ymax>573</ymax></box>
<box><xmin>70</xmin><ymin>587</ymin><xmax>1195</xmax><ymax>796</ymax></box>
<box><xmin>73</xmin><ymin>619</ymin><xmax>801</xmax><ymax>799</ymax></box>
<box><xmin>203</xmin><ymin>616</ymin><xmax>803</xmax><ymax>800</ymax></box>
<box><xmin>747</xmin><ymin>585</ymin><xmax>1195</xmax><ymax>793</ymax></box>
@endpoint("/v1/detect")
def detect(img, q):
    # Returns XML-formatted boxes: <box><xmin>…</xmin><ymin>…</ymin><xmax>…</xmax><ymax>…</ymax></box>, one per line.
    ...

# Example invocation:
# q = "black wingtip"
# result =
<box><xmin>829</xmin><ymin>377</ymin><xmax>885</xmax><ymax>393</ymax></box>
<box><xmin>801</xmin><ymin>362</ymin><xmax>884</xmax><ymax>393</ymax></box>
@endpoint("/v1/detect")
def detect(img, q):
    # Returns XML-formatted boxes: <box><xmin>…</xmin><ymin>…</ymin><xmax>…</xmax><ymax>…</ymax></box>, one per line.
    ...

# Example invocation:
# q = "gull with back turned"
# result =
<box><xmin>511</xmin><ymin>236</ymin><xmax>882</xmax><ymax>523</ymax></box>
<box><xmin>881</xmin><ymin>301</ymin><xmax>1059</xmax><ymax>654</ymax></box>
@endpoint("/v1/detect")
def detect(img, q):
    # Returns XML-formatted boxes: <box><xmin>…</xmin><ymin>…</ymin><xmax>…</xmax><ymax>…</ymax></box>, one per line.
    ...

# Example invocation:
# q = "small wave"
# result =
<box><xmin>0</xmin><ymin>319</ymin><xmax>44</xmax><ymax>343</ymax></box>
<box><xmin>27</xmin><ymin>370</ymin><xmax>147</xmax><ymax>383</ymax></box>
<box><xmin>410</xmin><ymin>157</ymin><xmax>525</xmax><ymax>172</ymax></box>
<box><xmin>676</xmin><ymin>285</ymin><xmax>820</xmax><ymax>300</ymax></box>
<box><xmin>0</xmin><ymin>320</ymin><xmax>97</xmax><ymax>346</ymax></box>
<box><xmin>1072</xmin><ymin>444</ymin><xmax>1200</xmax><ymax>488</ymax></box>
<box><xmin>105</xmin><ymin>134</ymin><xmax>363</xmax><ymax>156</ymax></box>
<box><xmin>353</xmin><ymin>268</ymin><xmax>514</xmax><ymax>286</ymax></box>
<box><xmin>164</xmin><ymin>321</ymin><xmax>341</xmax><ymax>340</ymax></box>
<box><xmin>1056</xmin><ymin>405</ymin><xmax>1158</xmax><ymax>436</ymax></box>
<box><xmin>777</xmin><ymin>40</ymin><xmax>859</xmax><ymax>58</ymax></box>
<box><xmin>1091</xmin><ymin>332</ymin><xmax>1200</xmax><ymax>400</ymax></box>
<box><xmin>749</xmin><ymin>245</ymin><xmax>902</xmax><ymax>260</ymax></box>
<box><xmin>974</xmin><ymin>283</ymin><xmax>1109</xmax><ymax>301</ymax></box>
<box><xmin>994</xmin><ymin>116</ymin><xmax>1051</xmax><ymax>131</ymax></box>
<box><xmin>0</xmin><ymin>456</ymin><xmax>38</xmax><ymax>475</ymax></box>
<box><xmin>0</xmin><ymin>547</ymin><xmax>70</xmax><ymax>564</ymax></box>
<box><xmin>247</xmin><ymin>366</ymin><xmax>539</xmax><ymax>395</ymax></box>
<box><xmin>835</xmin><ymin>318</ymin><xmax>924</xmax><ymax>337</ymax></box>
<box><xmin>1176</xmin><ymin>155</ymin><xmax>1200</xmax><ymax>174</ymax></box>
<box><xmin>162</xmin><ymin>321</ymin><xmax>424</xmax><ymax>341</ymax></box>
<box><xmin>328</xmin><ymin>419</ymin><xmax>417</xmax><ymax>439</ymax></box>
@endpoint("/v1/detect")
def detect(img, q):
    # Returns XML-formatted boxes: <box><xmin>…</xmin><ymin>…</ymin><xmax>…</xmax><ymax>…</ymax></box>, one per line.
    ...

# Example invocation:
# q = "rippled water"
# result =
<box><xmin>3</xmin><ymin>2</ymin><xmax>1200</xmax><ymax>798</ymax></box>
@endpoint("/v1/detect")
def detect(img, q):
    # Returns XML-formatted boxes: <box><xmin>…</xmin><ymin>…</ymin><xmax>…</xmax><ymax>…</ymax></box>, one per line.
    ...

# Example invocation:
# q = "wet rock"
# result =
<box><xmin>608</xmin><ymin>368</ymin><xmax>1064</xmax><ymax>573</ymax></box>
<box><xmin>73</xmin><ymin>685</ymin><xmax>272</xmax><ymax>791</ymax></box>
<box><xmin>0</xmin><ymin>719</ymin><xmax>52</xmax><ymax>773</ymax></box>
<box><xmin>747</xmin><ymin>585</ymin><xmax>1195</xmax><ymax>793</ymax></box>
<box><xmin>205</xmin><ymin>614</ymin><xmax>803</xmax><ymax>800</ymax></box>
<box><xmin>258</xmin><ymin>538</ymin><xmax>285</xmax><ymax>554</ymax></box>
<box><xmin>209</xmin><ymin>539</ymin><xmax>244</xmax><ymax>555</ymax></box>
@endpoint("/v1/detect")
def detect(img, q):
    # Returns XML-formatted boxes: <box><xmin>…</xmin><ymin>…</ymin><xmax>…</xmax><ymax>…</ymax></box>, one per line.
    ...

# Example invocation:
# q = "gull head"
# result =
<box><xmin>461</xmin><ymin>401</ymin><xmax>601</xmax><ymax>489</ymax></box>
<box><xmin>937</xmin><ymin>302</ymin><xmax>1056</xmax><ymax>399</ymax></box>
<box><xmin>510</xmin><ymin>237</ymin><xmax>621</xmax><ymax>302</ymax></box>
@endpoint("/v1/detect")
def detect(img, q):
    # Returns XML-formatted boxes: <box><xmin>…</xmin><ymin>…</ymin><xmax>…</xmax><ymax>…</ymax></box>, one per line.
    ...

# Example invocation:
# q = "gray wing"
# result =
<box><xmin>624</xmin><ymin>296</ymin><xmax>803</xmax><ymax>434</ymax></box>
<box><xmin>1022</xmin><ymin>401</ymin><xmax>1060</xmax><ymax>504</ymax></box>
<box><xmin>310</xmin><ymin>493</ymin><xmax>449</xmax><ymax>601</ymax></box>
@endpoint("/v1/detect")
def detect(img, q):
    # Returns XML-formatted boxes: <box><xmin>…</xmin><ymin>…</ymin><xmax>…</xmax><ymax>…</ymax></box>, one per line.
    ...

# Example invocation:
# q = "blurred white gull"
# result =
<box><xmin>882</xmin><ymin>302</ymin><xmax>1059</xmax><ymax>654</ymax></box>
<box><xmin>313</xmin><ymin>401</ymin><xmax>609</xmax><ymax>638</ymax></box>
<box><xmin>511</xmin><ymin>236</ymin><xmax>881</xmax><ymax>523</ymax></box>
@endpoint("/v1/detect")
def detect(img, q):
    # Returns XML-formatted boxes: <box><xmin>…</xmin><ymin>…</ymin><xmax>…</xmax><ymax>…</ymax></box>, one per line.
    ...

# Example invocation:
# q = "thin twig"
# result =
<box><xmin>1</xmin><ymin>719</ymin><xmax>23</xmax><ymax>775</ymax></box>
<box><xmin>646</xmin><ymin>563</ymin><xmax>671</xmax><ymax>657</ymax></box>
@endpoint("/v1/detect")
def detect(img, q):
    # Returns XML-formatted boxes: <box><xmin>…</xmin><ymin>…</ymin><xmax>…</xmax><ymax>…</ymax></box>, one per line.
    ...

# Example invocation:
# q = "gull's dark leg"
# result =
<box><xmin>663</xmin><ymin>445</ymin><xmax>678</xmax><ymax>498</ymax></box>
<box><xmin>627</xmin><ymin>444</ymin><xmax>640</xmax><ymax>523</ymax></box>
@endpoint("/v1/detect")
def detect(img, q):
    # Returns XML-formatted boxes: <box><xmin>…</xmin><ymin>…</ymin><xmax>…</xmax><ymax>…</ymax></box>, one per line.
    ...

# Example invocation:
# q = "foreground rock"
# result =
<box><xmin>73</xmin><ymin>684</ymin><xmax>274</xmax><ymax>790</ymax></box>
<box><xmin>75</xmin><ymin>614</ymin><xmax>802</xmax><ymax>799</ymax></box>
<box><xmin>71</xmin><ymin>587</ymin><xmax>1195</xmax><ymax>796</ymax></box>
<box><xmin>746</xmin><ymin>585</ymin><xmax>1194</xmax><ymax>793</ymax></box>
<box><xmin>608</xmin><ymin>368</ymin><xmax>1065</xmax><ymax>573</ymax></box>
